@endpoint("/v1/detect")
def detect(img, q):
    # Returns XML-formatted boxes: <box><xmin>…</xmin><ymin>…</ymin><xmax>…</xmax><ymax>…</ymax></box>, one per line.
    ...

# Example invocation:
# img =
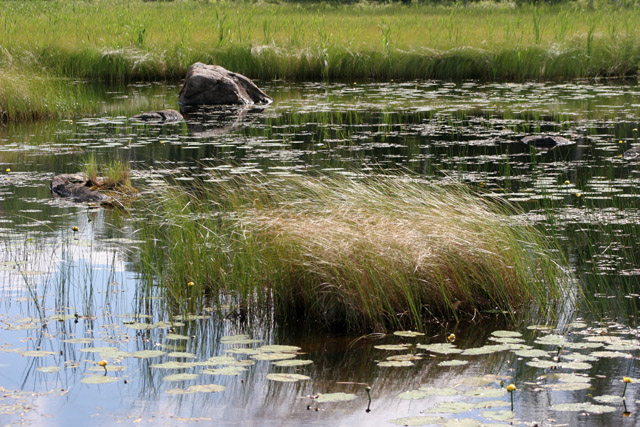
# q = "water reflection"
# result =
<box><xmin>1</xmin><ymin>80</ymin><xmax>640</xmax><ymax>425</ymax></box>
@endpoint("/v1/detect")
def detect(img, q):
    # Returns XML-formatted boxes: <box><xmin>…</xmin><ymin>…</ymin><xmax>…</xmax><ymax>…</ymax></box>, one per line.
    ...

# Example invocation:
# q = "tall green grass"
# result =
<box><xmin>3</xmin><ymin>1</ymin><xmax>640</xmax><ymax>121</ymax></box>
<box><xmin>135</xmin><ymin>173</ymin><xmax>567</xmax><ymax>331</ymax></box>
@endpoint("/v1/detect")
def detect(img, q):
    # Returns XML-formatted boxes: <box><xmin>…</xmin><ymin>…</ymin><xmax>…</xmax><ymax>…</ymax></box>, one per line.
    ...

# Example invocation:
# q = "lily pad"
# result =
<box><xmin>590</xmin><ymin>351</ymin><xmax>632</xmax><ymax>359</ymax></box>
<box><xmin>266</xmin><ymin>373</ymin><xmax>310</xmax><ymax>382</ymax></box>
<box><xmin>465</xmin><ymin>387</ymin><xmax>506</xmax><ymax>398</ymax></box>
<box><xmin>551</xmin><ymin>402</ymin><xmax>616</xmax><ymax>413</ymax></box>
<box><xmin>81</xmin><ymin>375</ymin><xmax>120</xmax><ymax>384</ymax></box>
<box><xmin>273</xmin><ymin>359</ymin><xmax>313</xmax><ymax>367</ymax></box>
<box><xmin>374</xmin><ymin>344</ymin><xmax>411</xmax><ymax>351</ymax></box>
<box><xmin>474</xmin><ymin>400</ymin><xmax>510</xmax><ymax>409</ymax></box>
<box><xmin>258</xmin><ymin>345</ymin><xmax>301</xmax><ymax>353</ymax></box>
<box><xmin>316</xmin><ymin>392</ymin><xmax>358</xmax><ymax>403</ymax></box>
<box><xmin>388</xmin><ymin>416</ymin><xmax>441</xmax><ymax>426</ymax></box>
<box><xmin>62</xmin><ymin>338</ymin><xmax>94</xmax><ymax>344</ymax></box>
<box><xmin>150</xmin><ymin>361</ymin><xmax>196</xmax><ymax>369</ymax></box>
<box><xmin>593</xmin><ymin>395</ymin><xmax>624</xmax><ymax>404</ymax></box>
<box><xmin>378</xmin><ymin>360</ymin><xmax>414</xmax><ymax>367</ymax></box>
<box><xmin>425</xmin><ymin>401</ymin><xmax>476</xmax><ymax>414</ymax></box>
<box><xmin>201</xmin><ymin>356</ymin><xmax>238</xmax><ymax>365</ymax></box>
<box><xmin>534</xmin><ymin>334</ymin><xmax>568</xmax><ymax>346</ymax></box>
<box><xmin>491</xmin><ymin>330</ymin><xmax>522</xmax><ymax>338</ymax></box>
<box><xmin>418</xmin><ymin>386</ymin><xmax>459</xmax><ymax>396</ymax></box>
<box><xmin>417</xmin><ymin>343</ymin><xmax>462</xmax><ymax>354</ymax></box>
<box><xmin>132</xmin><ymin>350</ymin><xmax>166</xmax><ymax>359</ymax></box>
<box><xmin>224</xmin><ymin>348</ymin><xmax>261</xmax><ymax>355</ymax></box>
<box><xmin>88</xmin><ymin>365</ymin><xmax>127</xmax><ymax>372</ymax></box>
<box><xmin>481</xmin><ymin>410</ymin><xmax>515</xmax><ymax>421</ymax></box>
<box><xmin>252</xmin><ymin>352</ymin><xmax>297</xmax><ymax>361</ymax></box>
<box><xmin>461</xmin><ymin>345</ymin><xmax>509</xmax><ymax>356</ymax></box>
<box><xmin>167</xmin><ymin>352</ymin><xmax>197</xmax><ymax>359</ymax></box>
<box><xmin>545</xmin><ymin>382</ymin><xmax>592</xmax><ymax>391</ymax></box>
<box><xmin>202</xmin><ymin>366</ymin><xmax>247</xmax><ymax>376</ymax></box>
<box><xmin>20</xmin><ymin>350</ymin><xmax>56</xmax><ymax>357</ymax></box>
<box><xmin>438</xmin><ymin>360</ymin><xmax>469</xmax><ymax>367</ymax></box>
<box><xmin>221</xmin><ymin>334</ymin><xmax>262</xmax><ymax>345</ymax></box>
<box><xmin>393</xmin><ymin>331</ymin><xmax>425</xmax><ymax>338</ymax></box>
<box><xmin>36</xmin><ymin>366</ymin><xmax>61</xmax><ymax>373</ymax></box>
<box><xmin>387</xmin><ymin>354</ymin><xmax>423</xmax><ymax>362</ymax></box>
<box><xmin>187</xmin><ymin>384</ymin><xmax>225</xmax><ymax>393</ymax></box>
<box><xmin>164</xmin><ymin>333</ymin><xmax>190</xmax><ymax>341</ymax></box>
<box><xmin>398</xmin><ymin>390</ymin><xmax>429</xmax><ymax>400</ymax></box>
<box><xmin>163</xmin><ymin>373</ymin><xmax>198</xmax><ymax>382</ymax></box>
<box><xmin>513</xmin><ymin>349</ymin><xmax>550</xmax><ymax>358</ymax></box>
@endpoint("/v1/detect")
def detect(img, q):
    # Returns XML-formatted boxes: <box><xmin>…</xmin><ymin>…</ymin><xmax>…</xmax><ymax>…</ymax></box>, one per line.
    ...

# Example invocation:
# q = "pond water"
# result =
<box><xmin>1</xmin><ymin>80</ymin><xmax>640</xmax><ymax>426</ymax></box>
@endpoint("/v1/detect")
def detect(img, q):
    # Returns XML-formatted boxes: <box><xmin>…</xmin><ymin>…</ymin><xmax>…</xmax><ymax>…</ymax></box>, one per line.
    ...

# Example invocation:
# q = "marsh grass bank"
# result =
<box><xmin>135</xmin><ymin>173</ymin><xmax>567</xmax><ymax>331</ymax></box>
<box><xmin>3</xmin><ymin>0</ymin><xmax>640</xmax><ymax>121</ymax></box>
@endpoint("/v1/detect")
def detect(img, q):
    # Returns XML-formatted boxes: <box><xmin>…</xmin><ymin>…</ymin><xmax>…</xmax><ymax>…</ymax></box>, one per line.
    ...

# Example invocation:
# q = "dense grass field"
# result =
<box><xmin>2</xmin><ymin>0</ymin><xmax>639</xmax><ymax>120</ymax></box>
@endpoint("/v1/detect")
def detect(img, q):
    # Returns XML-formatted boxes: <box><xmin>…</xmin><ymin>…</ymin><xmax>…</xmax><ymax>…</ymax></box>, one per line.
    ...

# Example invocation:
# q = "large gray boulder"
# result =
<box><xmin>178</xmin><ymin>63</ymin><xmax>272</xmax><ymax>107</ymax></box>
<box><xmin>51</xmin><ymin>174</ymin><xmax>108</xmax><ymax>203</ymax></box>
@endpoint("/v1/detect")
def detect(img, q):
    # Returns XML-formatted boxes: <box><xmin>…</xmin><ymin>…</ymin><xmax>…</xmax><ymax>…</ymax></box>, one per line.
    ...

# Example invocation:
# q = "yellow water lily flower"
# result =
<box><xmin>507</xmin><ymin>384</ymin><xmax>516</xmax><ymax>392</ymax></box>
<box><xmin>447</xmin><ymin>333</ymin><xmax>456</xmax><ymax>343</ymax></box>
<box><xmin>72</xmin><ymin>226</ymin><xmax>79</xmax><ymax>232</ymax></box>
<box><xmin>187</xmin><ymin>281</ymin><xmax>195</xmax><ymax>287</ymax></box>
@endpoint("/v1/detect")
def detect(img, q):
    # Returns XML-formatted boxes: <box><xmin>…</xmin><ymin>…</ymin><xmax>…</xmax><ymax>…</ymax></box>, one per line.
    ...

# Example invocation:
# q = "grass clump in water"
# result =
<box><xmin>82</xmin><ymin>155</ymin><xmax>137</xmax><ymax>198</ymax></box>
<box><xmin>137</xmin><ymin>173</ymin><xmax>567</xmax><ymax>331</ymax></box>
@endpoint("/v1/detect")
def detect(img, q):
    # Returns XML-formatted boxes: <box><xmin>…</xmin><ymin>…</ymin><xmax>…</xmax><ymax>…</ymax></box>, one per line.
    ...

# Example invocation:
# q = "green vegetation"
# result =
<box><xmin>136</xmin><ymin>173</ymin><xmax>566</xmax><ymax>331</ymax></box>
<box><xmin>2</xmin><ymin>0</ymin><xmax>640</xmax><ymax>121</ymax></box>
<box><xmin>82</xmin><ymin>154</ymin><xmax>137</xmax><ymax>196</ymax></box>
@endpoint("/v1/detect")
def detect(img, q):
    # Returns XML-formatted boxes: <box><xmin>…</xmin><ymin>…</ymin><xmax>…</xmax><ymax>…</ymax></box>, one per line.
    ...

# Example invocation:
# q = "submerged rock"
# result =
<box><xmin>521</xmin><ymin>135</ymin><xmax>575</xmax><ymax>149</ymax></box>
<box><xmin>624</xmin><ymin>146</ymin><xmax>640</xmax><ymax>159</ymax></box>
<box><xmin>50</xmin><ymin>174</ymin><xmax>108</xmax><ymax>203</ymax></box>
<box><xmin>131</xmin><ymin>109</ymin><xmax>183</xmax><ymax>123</ymax></box>
<box><xmin>178</xmin><ymin>62</ymin><xmax>272</xmax><ymax>107</ymax></box>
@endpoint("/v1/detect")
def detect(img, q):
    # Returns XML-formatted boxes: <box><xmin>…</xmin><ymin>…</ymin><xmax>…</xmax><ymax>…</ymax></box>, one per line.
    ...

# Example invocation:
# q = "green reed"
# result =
<box><xmin>134</xmin><ymin>173</ymin><xmax>567</xmax><ymax>332</ymax></box>
<box><xmin>3</xmin><ymin>1</ymin><xmax>640</xmax><ymax>121</ymax></box>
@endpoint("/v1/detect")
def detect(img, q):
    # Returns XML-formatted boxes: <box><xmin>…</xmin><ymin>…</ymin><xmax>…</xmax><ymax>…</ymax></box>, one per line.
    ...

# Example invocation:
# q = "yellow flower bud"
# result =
<box><xmin>447</xmin><ymin>333</ymin><xmax>456</xmax><ymax>343</ymax></box>
<box><xmin>72</xmin><ymin>226</ymin><xmax>79</xmax><ymax>232</ymax></box>
<box><xmin>98</xmin><ymin>360</ymin><xmax>107</xmax><ymax>367</ymax></box>
<box><xmin>624</xmin><ymin>377</ymin><xmax>632</xmax><ymax>383</ymax></box>
<box><xmin>507</xmin><ymin>384</ymin><xmax>516</xmax><ymax>392</ymax></box>
<box><xmin>187</xmin><ymin>281</ymin><xmax>195</xmax><ymax>287</ymax></box>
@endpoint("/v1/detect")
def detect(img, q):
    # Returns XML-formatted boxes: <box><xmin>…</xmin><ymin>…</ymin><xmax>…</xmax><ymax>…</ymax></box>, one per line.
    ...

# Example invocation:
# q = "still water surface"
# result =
<box><xmin>1</xmin><ymin>80</ymin><xmax>640</xmax><ymax>426</ymax></box>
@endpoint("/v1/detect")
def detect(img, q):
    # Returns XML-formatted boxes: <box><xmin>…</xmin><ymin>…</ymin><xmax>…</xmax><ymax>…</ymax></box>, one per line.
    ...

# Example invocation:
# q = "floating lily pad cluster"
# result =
<box><xmin>384</xmin><ymin>325</ymin><xmax>639</xmax><ymax>425</ymax></box>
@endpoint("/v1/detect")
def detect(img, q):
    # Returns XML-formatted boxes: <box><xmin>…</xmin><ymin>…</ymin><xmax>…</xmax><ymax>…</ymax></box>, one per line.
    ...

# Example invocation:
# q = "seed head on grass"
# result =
<box><xmin>140</xmin><ymin>173</ymin><xmax>567</xmax><ymax>331</ymax></box>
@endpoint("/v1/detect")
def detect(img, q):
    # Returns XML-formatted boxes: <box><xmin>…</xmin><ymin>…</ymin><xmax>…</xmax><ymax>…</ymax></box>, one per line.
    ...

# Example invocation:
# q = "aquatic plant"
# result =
<box><xmin>136</xmin><ymin>173</ymin><xmax>567</xmax><ymax>331</ymax></box>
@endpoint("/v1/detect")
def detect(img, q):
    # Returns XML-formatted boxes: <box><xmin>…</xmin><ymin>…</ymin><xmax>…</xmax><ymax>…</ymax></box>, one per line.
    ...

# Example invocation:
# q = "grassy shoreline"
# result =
<box><xmin>2</xmin><ymin>0</ymin><xmax>640</xmax><ymax>122</ymax></box>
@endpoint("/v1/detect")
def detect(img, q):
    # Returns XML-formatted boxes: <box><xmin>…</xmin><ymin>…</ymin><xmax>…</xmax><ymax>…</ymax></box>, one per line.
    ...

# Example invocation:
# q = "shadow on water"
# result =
<box><xmin>1</xmin><ymin>80</ymin><xmax>640</xmax><ymax>425</ymax></box>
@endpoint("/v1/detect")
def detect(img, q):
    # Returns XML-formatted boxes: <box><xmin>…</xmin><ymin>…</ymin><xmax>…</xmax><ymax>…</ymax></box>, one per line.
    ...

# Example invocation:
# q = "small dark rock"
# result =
<box><xmin>178</xmin><ymin>62</ymin><xmax>272</xmax><ymax>107</ymax></box>
<box><xmin>131</xmin><ymin>109</ymin><xmax>183</xmax><ymax>123</ymax></box>
<box><xmin>624</xmin><ymin>146</ymin><xmax>640</xmax><ymax>159</ymax></box>
<box><xmin>51</xmin><ymin>174</ymin><xmax>108</xmax><ymax>203</ymax></box>
<box><xmin>521</xmin><ymin>135</ymin><xmax>575</xmax><ymax>149</ymax></box>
